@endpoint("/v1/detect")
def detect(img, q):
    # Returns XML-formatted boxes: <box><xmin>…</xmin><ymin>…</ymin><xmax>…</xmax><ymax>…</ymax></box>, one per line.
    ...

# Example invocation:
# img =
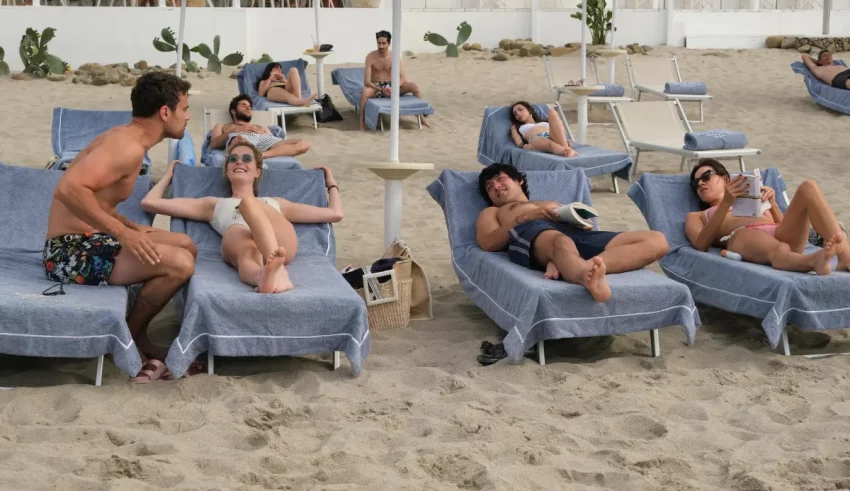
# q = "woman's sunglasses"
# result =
<box><xmin>690</xmin><ymin>169</ymin><xmax>716</xmax><ymax>189</ymax></box>
<box><xmin>227</xmin><ymin>153</ymin><xmax>254</xmax><ymax>164</ymax></box>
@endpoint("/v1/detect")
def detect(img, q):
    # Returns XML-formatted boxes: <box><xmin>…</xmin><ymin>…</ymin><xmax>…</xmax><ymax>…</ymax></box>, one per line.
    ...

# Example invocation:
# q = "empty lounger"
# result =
<box><xmin>331</xmin><ymin>67</ymin><xmax>435</xmax><ymax>132</ymax></box>
<box><xmin>628</xmin><ymin>168</ymin><xmax>850</xmax><ymax>355</ymax></box>
<box><xmin>625</xmin><ymin>55</ymin><xmax>712</xmax><ymax>124</ymax></box>
<box><xmin>0</xmin><ymin>162</ymin><xmax>153</xmax><ymax>384</ymax></box>
<box><xmin>427</xmin><ymin>167</ymin><xmax>699</xmax><ymax>364</ymax></box>
<box><xmin>165</xmin><ymin>164</ymin><xmax>370</xmax><ymax>377</ymax></box>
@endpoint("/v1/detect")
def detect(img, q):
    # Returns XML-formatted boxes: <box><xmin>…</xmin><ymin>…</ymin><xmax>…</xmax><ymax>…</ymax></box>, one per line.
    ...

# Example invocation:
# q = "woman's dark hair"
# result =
<box><xmin>689</xmin><ymin>158</ymin><xmax>730</xmax><ymax>210</ymax></box>
<box><xmin>256</xmin><ymin>62</ymin><xmax>282</xmax><ymax>91</ymax></box>
<box><xmin>478</xmin><ymin>163</ymin><xmax>529</xmax><ymax>205</ymax></box>
<box><xmin>509</xmin><ymin>101</ymin><xmax>543</xmax><ymax>137</ymax></box>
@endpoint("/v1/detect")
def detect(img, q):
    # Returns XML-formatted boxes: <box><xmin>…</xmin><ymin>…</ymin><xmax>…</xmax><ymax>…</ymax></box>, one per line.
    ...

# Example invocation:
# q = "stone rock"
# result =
<box><xmin>105</xmin><ymin>68</ymin><xmax>121</xmax><ymax>84</ymax></box>
<box><xmin>494</xmin><ymin>48</ymin><xmax>506</xmax><ymax>54</ymax></box>
<box><xmin>47</xmin><ymin>74</ymin><xmax>66</xmax><ymax>82</ymax></box>
<box><xmin>90</xmin><ymin>66</ymin><xmax>109</xmax><ymax>77</ymax></box>
<box><xmin>72</xmin><ymin>75</ymin><xmax>91</xmax><ymax>84</ymax></box>
<box><xmin>135</xmin><ymin>60</ymin><xmax>149</xmax><ymax>70</ymax></box>
<box><xmin>703</xmin><ymin>51</ymin><xmax>730</xmax><ymax>57</ymax></box>
<box><xmin>121</xmin><ymin>75</ymin><xmax>137</xmax><ymax>87</ymax></box>
<box><xmin>499</xmin><ymin>39</ymin><xmax>513</xmax><ymax>50</ymax></box>
<box><xmin>509</xmin><ymin>49</ymin><xmax>520</xmax><ymax>56</ymax></box>
<box><xmin>131</xmin><ymin>68</ymin><xmax>142</xmax><ymax>76</ymax></box>
<box><xmin>403</xmin><ymin>50</ymin><xmax>414</xmax><ymax>57</ymax></box>
<box><xmin>519</xmin><ymin>45</ymin><xmax>531</xmax><ymax>57</ymax></box>
<box><xmin>79</xmin><ymin>63</ymin><xmax>103</xmax><ymax>72</ymax></box>
<box><xmin>92</xmin><ymin>77</ymin><xmax>109</xmax><ymax>86</ymax></box>
<box><xmin>529</xmin><ymin>44</ymin><xmax>545</xmax><ymax>57</ymax></box>
<box><xmin>470</xmin><ymin>42</ymin><xmax>482</xmax><ymax>51</ymax></box>
<box><xmin>797</xmin><ymin>44</ymin><xmax>811</xmax><ymax>53</ymax></box>
<box><xmin>765</xmin><ymin>36</ymin><xmax>783</xmax><ymax>49</ymax></box>
<box><xmin>509</xmin><ymin>40</ymin><xmax>524</xmax><ymax>50</ymax></box>
<box><xmin>549</xmin><ymin>46</ymin><xmax>579</xmax><ymax>57</ymax></box>
<box><xmin>230</xmin><ymin>70</ymin><xmax>240</xmax><ymax>79</ymax></box>
<box><xmin>491</xmin><ymin>53</ymin><xmax>509</xmax><ymax>62</ymax></box>
<box><xmin>826</xmin><ymin>44</ymin><xmax>837</xmax><ymax>53</ymax></box>
<box><xmin>12</xmin><ymin>73</ymin><xmax>32</xmax><ymax>81</ymax></box>
<box><xmin>780</xmin><ymin>37</ymin><xmax>797</xmax><ymax>49</ymax></box>
<box><xmin>181</xmin><ymin>69</ymin><xmax>188</xmax><ymax>78</ymax></box>
<box><xmin>642</xmin><ymin>44</ymin><xmax>653</xmax><ymax>52</ymax></box>
<box><xmin>198</xmin><ymin>71</ymin><xmax>209</xmax><ymax>79</ymax></box>
<box><xmin>462</xmin><ymin>43</ymin><xmax>471</xmax><ymax>51</ymax></box>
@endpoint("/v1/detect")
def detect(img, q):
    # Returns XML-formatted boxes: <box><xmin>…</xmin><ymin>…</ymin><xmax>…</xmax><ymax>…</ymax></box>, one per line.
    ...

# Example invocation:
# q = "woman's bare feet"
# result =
<box><xmin>834</xmin><ymin>233</ymin><xmax>850</xmax><ymax>272</ymax></box>
<box><xmin>564</xmin><ymin>146</ymin><xmax>578</xmax><ymax>157</ymax></box>
<box><xmin>543</xmin><ymin>261</ymin><xmax>560</xmax><ymax>280</ymax></box>
<box><xmin>583</xmin><ymin>257</ymin><xmax>611</xmax><ymax>302</ymax></box>
<box><xmin>812</xmin><ymin>234</ymin><xmax>841</xmax><ymax>275</ymax></box>
<box><xmin>256</xmin><ymin>247</ymin><xmax>294</xmax><ymax>293</ymax></box>
<box><xmin>301</xmin><ymin>94</ymin><xmax>318</xmax><ymax>107</ymax></box>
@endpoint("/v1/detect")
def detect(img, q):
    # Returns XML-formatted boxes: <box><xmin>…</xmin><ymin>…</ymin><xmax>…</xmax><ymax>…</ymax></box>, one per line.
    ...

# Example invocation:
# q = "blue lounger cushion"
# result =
<box><xmin>664</xmin><ymin>81</ymin><xmax>708</xmax><ymax>96</ymax></box>
<box><xmin>426</xmin><ymin>167</ymin><xmax>699</xmax><ymax>362</ymax></box>
<box><xmin>683</xmin><ymin>129</ymin><xmax>748</xmax><ymax>151</ymax></box>
<box><xmin>628</xmin><ymin>167</ymin><xmax>850</xmax><ymax>349</ymax></box>
<box><xmin>0</xmin><ymin>162</ymin><xmax>153</xmax><ymax>376</ymax></box>
<box><xmin>165</xmin><ymin>164</ymin><xmax>370</xmax><ymax>378</ymax></box>
<box><xmin>590</xmin><ymin>83</ymin><xmax>626</xmax><ymax>97</ymax></box>
<box><xmin>331</xmin><ymin>67</ymin><xmax>436</xmax><ymax>132</ymax></box>
<box><xmin>477</xmin><ymin>104</ymin><xmax>633</xmax><ymax>181</ymax></box>
<box><xmin>790</xmin><ymin>59</ymin><xmax>850</xmax><ymax>115</ymax></box>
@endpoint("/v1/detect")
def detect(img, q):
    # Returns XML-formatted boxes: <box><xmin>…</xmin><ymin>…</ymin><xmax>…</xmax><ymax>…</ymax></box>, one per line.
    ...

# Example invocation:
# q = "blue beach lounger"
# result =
<box><xmin>790</xmin><ymin>59</ymin><xmax>850</xmax><ymax>115</ymax></box>
<box><xmin>165</xmin><ymin>164</ymin><xmax>370</xmax><ymax>377</ymax></box>
<box><xmin>237</xmin><ymin>59</ymin><xmax>321</xmax><ymax>131</ymax></box>
<box><xmin>629</xmin><ymin>168</ymin><xmax>850</xmax><ymax>355</ymax></box>
<box><xmin>331</xmin><ymin>67</ymin><xmax>435</xmax><ymax>132</ymax></box>
<box><xmin>427</xmin><ymin>167</ymin><xmax>700</xmax><ymax>364</ymax></box>
<box><xmin>478</xmin><ymin>104</ymin><xmax>633</xmax><ymax>193</ymax></box>
<box><xmin>200</xmin><ymin>108</ymin><xmax>301</xmax><ymax>170</ymax></box>
<box><xmin>0</xmin><ymin>162</ymin><xmax>152</xmax><ymax>385</ymax></box>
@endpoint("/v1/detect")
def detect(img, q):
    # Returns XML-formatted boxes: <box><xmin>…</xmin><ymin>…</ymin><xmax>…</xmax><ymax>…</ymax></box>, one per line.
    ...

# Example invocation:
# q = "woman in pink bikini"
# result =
<box><xmin>684</xmin><ymin>159</ymin><xmax>849</xmax><ymax>275</ymax></box>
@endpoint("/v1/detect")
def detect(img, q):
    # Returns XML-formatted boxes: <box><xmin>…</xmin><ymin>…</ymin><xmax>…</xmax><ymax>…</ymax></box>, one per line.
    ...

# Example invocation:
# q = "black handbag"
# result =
<box><xmin>316</xmin><ymin>93</ymin><xmax>343</xmax><ymax>123</ymax></box>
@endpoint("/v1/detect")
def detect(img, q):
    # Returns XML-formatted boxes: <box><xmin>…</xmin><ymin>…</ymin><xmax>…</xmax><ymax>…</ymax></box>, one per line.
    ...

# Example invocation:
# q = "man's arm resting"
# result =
<box><xmin>209</xmin><ymin>124</ymin><xmax>232</xmax><ymax>150</ymax></box>
<box><xmin>476</xmin><ymin>208</ymin><xmax>514</xmax><ymax>252</ymax></box>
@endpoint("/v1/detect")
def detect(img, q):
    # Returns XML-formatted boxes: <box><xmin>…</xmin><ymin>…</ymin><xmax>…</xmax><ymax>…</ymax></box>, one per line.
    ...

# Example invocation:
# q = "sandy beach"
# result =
<box><xmin>1</xmin><ymin>46</ymin><xmax>850</xmax><ymax>490</ymax></box>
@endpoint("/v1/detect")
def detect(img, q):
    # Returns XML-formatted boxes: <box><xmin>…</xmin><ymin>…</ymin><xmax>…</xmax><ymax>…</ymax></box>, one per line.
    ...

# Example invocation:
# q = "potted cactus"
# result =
<box><xmin>423</xmin><ymin>21</ymin><xmax>472</xmax><ymax>58</ymax></box>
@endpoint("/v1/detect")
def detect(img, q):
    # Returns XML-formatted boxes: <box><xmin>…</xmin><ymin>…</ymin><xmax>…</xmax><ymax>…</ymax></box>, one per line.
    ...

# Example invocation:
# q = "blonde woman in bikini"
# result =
<box><xmin>142</xmin><ymin>141</ymin><xmax>342</xmax><ymax>293</ymax></box>
<box><xmin>685</xmin><ymin>159</ymin><xmax>849</xmax><ymax>274</ymax></box>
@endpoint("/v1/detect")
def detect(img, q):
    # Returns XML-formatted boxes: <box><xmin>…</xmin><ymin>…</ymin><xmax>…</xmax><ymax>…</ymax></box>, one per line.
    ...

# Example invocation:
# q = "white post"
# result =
<box><xmin>159</xmin><ymin>0</ymin><xmax>166</xmax><ymax>6</ymax></box>
<box><xmin>315</xmin><ymin>0</ymin><xmax>321</xmax><ymax>45</ymax></box>
<box><xmin>384</xmin><ymin>180</ymin><xmax>402</xmax><ymax>247</ymax></box>
<box><xmin>577</xmin><ymin>0</ymin><xmax>589</xmax><ymax>144</ymax></box>
<box><xmin>31</xmin><ymin>0</ymin><xmax>41</xmax><ymax>5</ymax></box>
<box><xmin>822</xmin><ymin>0</ymin><xmax>831</xmax><ymax>35</ymax></box>
<box><xmin>168</xmin><ymin>0</ymin><xmax>188</xmax><ymax>163</ymax></box>
<box><xmin>666</xmin><ymin>0</ymin><xmax>674</xmax><ymax>46</ymax></box>
<box><xmin>531</xmin><ymin>0</ymin><xmax>539</xmax><ymax>42</ymax></box>
<box><xmin>390</xmin><ymin>0</ymin><xmax>401</xmax><ymax>164</ymax></box>
<box><xmin>607</xmin><ymin>0</ymin><xmax>617</xmax><ymax>84</ymax></box>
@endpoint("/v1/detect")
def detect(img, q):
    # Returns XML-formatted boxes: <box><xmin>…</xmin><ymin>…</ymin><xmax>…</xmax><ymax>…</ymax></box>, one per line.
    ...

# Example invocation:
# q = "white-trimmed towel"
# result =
<box><xmin>226</xmin><ymin>132</ymin><xmax>282</xmax><ymax>151</ymax></box>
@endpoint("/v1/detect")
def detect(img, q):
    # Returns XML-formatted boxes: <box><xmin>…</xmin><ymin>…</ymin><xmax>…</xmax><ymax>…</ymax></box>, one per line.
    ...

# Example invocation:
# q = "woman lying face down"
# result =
<box><xmin>141</xmin><ymin>141</ymin><xmax>343</xmax><ymax>293</ymax></box>
<box><xmin>684</xmin><ymin>159</ymin><xmax>849</xmax><ymax>274</ymax></box>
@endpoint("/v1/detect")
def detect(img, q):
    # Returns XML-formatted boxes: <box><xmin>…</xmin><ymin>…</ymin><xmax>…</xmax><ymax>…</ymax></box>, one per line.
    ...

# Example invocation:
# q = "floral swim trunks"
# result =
<box><xmin>42</xmin><ymin>233</ymin><xmax>122</xmax><ymax>286</ymax></box>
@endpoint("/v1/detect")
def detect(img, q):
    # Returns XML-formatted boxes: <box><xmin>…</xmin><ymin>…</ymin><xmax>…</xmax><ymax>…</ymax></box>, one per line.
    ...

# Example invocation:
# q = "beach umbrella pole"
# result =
<box><xmin>385</xmin><ymin>0</ymin><xmax>403</xmax><ymax>247</ymax></box>
<box><xmin>167</xmin><ymin>0</ymin><xmax>188</xmax><ymax>163</ymax></box>
<box><xmin>607</xmin><ymin>0</ymin><xmax>617</xmax><ymax>84</ymax></box>
<box><xmin>577</xmin><ymin>0</ymin><xmax>589</xmax><ymax>144</ymax></box>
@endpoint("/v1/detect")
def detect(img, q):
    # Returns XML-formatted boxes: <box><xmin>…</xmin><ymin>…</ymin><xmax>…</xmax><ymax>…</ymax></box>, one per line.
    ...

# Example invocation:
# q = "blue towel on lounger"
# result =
<box><xmin>683</xmin><ymin>129</ymin><xmax>748</xmax><ymax>151</ymax></box>
<box><xmin>590</xmin><ymin>84</ymin><xmax>626</xmax><ymax>97</ymax></box>
<box><xmin>664</xmin><ymin>81</ymin><xmax>708</xmax><ymax>95</ymax></box>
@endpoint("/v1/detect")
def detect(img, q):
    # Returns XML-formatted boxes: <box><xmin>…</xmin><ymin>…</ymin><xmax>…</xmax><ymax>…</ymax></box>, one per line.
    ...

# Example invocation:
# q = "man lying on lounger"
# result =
<box><xmin>210</xmin><ymin>95</ymin><xmax>310</xmax><ymax>158</ymax></box>
<box><xmin>802</xmin><ymin>51</ymin><xmax>850</xmax><ymax>90</ymax></box>
<box><xmin>360</xmin><ymin>29</ymin><xmax>428</xmax><ymax>131</ymax></box>
<box><xmin>44</xmin><ymin>72</ymin><xmax>199</xmax><ymax>383</ymax></box>
<box><xmin>475</xmin><ymin>164</ymin><xmax>669</xmax><ymax>302</ymax></box>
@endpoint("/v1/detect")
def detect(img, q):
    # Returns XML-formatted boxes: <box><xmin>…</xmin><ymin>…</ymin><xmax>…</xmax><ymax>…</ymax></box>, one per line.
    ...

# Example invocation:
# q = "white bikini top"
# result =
<box><xmin>518</xmin><ymin>121</ymin><xmax>549</xmax><ymax>139</ymax></box>
<box><xmin>209</xmin><ymin>197</ymin><xmax>280</xmax><ymax>236</ymax></box>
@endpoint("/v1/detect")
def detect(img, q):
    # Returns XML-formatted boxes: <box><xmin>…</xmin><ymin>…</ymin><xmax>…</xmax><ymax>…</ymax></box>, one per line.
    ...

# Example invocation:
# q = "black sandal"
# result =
<box><xmin>477</xmin><ymin>341</ymin><xmax>538</xmax><ymax>366</ymax></box>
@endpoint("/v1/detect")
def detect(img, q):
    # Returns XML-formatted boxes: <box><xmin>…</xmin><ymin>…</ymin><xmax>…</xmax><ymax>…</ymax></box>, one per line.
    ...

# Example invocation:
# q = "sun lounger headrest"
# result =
<box><xmin>427</xmin><ymin>167</ymin><xmax>592</xmax><ymax>251</ymax></box>
<box><xmin>170</xmin><ymin>164</ymin><xmax>333</xmax><ymax>258</ymax></box>
<box><xmin>628</xmin><ymin>167</ymin><xmax>788</xmax><ymax>252</ymax></box>
<box><xmin>0</xmin><ymin>162</ymin><xmax>151</xmax><ymax>254</ymax></box>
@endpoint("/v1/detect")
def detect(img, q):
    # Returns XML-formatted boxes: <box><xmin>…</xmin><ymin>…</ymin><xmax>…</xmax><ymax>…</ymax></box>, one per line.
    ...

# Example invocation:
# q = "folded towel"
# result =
<box><xmin>684</xmin><ymin>129</ymin><xmax>748</xmax><ymax>151</ymax></box>
<box><xmin>590</xmin><ymin>83</ymin><xmax>626</xmax><ymax>97</ymax></box>
<box><xmin>664</xmin><ymin>81</ymin><xmax>708</xmax><ymax>95</ymax></box>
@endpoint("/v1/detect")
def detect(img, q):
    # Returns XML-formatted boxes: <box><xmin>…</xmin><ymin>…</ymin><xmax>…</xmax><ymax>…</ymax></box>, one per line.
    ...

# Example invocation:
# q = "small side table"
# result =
<box><xmin>304</xmin><ymin>50</ymin><xmax>332</xmax><ymax>98</ymax></box>
<box><xmin>361</xmin><ymin>162</ymin><xmax>434</xmax><ymax>248</ymax></box>
<box><xmin>564</xmin><ymin>85</ymin><xmax>604</xmax><ymax>145</ymax></box>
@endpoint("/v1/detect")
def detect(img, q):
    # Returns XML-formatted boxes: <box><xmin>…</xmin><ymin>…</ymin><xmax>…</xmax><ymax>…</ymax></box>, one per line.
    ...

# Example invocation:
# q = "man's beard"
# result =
<box><xmin>235</xmin><ymin>112</ymin><xmax>252</xmax><ymax>123</ymax></box>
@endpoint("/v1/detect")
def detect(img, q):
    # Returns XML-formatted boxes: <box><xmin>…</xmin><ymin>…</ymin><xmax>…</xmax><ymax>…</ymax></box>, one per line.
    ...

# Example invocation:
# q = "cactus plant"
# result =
<box><xmin>19</xmin><ymin>28</ymin><xmax>67</xmax><ymax>78</ymax></box>
<box><xmin>153</xmin><ymin>27</ymin><xmax>198</xmax><ymax>72</ymax></box>
<box><xmin>191</xmin><ymin>36</ymin><xmax>243</xmax><ymax>75</ymax></box>
<box><xmin>423</xmin><ymin>21</ymin><xmax>471</xmax><ymax>58</ymax></box>
<box><xmin>0</xmin><ymin>47</ymin><xmax>9</xmax><ymax>77</ymax></box>
<box><xmin>258</xmin><ymin>53</ymin><xmax>273</xmax><ymax>63</ymax></box>
<box><xmin>570</xmin><ymin>0</ymin><xmax>613</xmax><ymax>46</ymax></box>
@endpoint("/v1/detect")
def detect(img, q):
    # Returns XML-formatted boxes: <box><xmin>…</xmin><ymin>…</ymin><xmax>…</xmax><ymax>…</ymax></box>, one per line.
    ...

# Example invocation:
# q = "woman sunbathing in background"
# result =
<box><xmin>509</xmin><ymin>101</ymin><xmax>578</xmax><ymax>158</ymax></box>
<box><xmin>142</xmin><ymin>141</ymin><xmax>342</xmax><ymax>293</ymax></box>
<box><xmin>685</xmin><ymin>159</ymin><xmax>849</xmax><ymax>274</ymax></box>
<box><xmin>257</xmin><ymin>62</ymin><xmax>317</xmax><ymax>107</ymax></box>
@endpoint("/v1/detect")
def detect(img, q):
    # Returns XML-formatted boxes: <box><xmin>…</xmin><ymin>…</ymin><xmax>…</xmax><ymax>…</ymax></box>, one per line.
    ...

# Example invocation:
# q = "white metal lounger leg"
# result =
<box><xmin>537</xmin><ymin>340</ymin><xmax>546</xmax><ymax>365</ymax></box>
<box><xmin>738</xmin><ymin>157</ymin><xmax>746</xmax><ymax>173</ymax></box>
<box><xmin>679</xmin><ymin>156</ymin><xmax>687</xmax><ymax>173</ymax></box>
<box><xmin>780</xmin><ymin>328</ymin><xmax>791</xmax><ymax>356</ymax></box>
<box><xmin>417</xmin><ymin>116</ymin><xmax>422</xmax><ymax>130</ymax></box>
<box><xmin>650</xmin><ymin>329</ymin><xmax>660</xmax><ymax>357</ymax></box>
<box><xmin>332</xmin><ymin>351</ymin><xmax>341</xmax><ymax>370</ymax></box>
<box><xmin>95</xmin><ymin>355</ymin><xmax>104</xmax><ymax>387</ymax></box>
<box><xmin>633</xmin><ymin>149</ymin><xmax>642</xmax><ymax>174</ymax></box>
<box><xmin>279</xmin><ymin>113</ymin><xmax>287</xmax><ymax>134</ymax></box>
<box><xmin>612</xmin><ymin>175</ymin><xmax>620</xmax><ymax>194</ymax></box>
<box><xmin>207</xmin><ymin>352</ymin><xmax>215</xmax><ymax>375</ymax></box>
<box><xmin>698</xmin><ymin>100</ymin><xmax>705</xmax><ymax>124</ymax></box>
<box><xmin>312</xmin><ymin>112</ymin><xmax>318</xmax><ymax>129</ymax></box>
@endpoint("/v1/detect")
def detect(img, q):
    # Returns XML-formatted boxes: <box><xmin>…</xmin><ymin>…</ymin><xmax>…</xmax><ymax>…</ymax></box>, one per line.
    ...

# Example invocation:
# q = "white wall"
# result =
<box><xmin>1</xmin><ymin>6</ymin><xmax>849</xmax><ymax>72</ymax></box>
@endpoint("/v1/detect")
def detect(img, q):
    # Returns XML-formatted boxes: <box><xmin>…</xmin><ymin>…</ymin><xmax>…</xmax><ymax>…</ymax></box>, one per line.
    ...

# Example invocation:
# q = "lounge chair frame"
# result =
<box><xmin>625</xmin><ymin>55</ymin><xmax>711</xmax><ymax>124</ymax></box>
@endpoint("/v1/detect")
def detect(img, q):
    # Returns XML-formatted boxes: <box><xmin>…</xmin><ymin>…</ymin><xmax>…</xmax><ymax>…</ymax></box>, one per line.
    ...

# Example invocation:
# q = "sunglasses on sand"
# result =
<box><xmin>690</xmin><ymin>169</ymin><xmax>716</xmax><ymax>189</ymax></box>
<box><xmin>227</xmin><ymin>154</ymin><xmax>254</xmax><ymax>164</ymax></box>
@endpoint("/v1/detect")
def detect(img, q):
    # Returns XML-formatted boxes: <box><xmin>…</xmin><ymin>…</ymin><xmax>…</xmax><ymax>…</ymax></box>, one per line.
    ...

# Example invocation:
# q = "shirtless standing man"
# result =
<box><xmin>209</xmin><ymin>94</ymin><xmax>310</xmax><ymax>159</ymax></box>
<box><xmin>475</xmin><ymin>164</ymin><xmax>669</xmax><ymax>302</ymax></box>
<box><xmin>44</xmin><ymin>71</ymin><xmax>197</xmax><ymax>383</ymax></box>
<box><xmin>360</xmin><ymin>30</ymin><xmax>428</xmax><ymax>131</ymax></box>
<box><xmin>802</xmin><ymin>51</ymin><xmax>850</xmax><ymax>90</ymax></box>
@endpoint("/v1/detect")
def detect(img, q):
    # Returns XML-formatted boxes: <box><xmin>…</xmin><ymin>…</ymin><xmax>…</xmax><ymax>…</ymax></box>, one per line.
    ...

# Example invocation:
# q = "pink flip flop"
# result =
<box><xmin>131</xmin><ymin>359</ymin><xmax>173</xmax><ymax>384</ymax></box>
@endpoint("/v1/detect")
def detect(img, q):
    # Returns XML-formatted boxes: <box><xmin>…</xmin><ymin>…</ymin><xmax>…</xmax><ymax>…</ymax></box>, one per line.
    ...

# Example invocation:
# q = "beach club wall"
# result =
<box><xmin>0</xmin><ymin>3</ymin><xmax>849</xmax><ymax>71</ymax></box>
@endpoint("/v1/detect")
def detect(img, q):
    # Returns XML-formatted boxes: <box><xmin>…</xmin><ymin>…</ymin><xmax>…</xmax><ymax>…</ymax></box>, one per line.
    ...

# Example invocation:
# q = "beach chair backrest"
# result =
<box><xmin>203</xmin><ymin>108</ymin><xmax>279</xmax><ymax>135</ymax></box>
<box><xmin>237</xmin><ymin>59</ymin><xmax>312</xmax><ymax>103</ymax></box>
<box><xmin>626</xmin><ymin>55</ymin><xmax>676</xmax><ymax>88</ymax></box>
<box><xmin>426</xmin><ymin>168</ymin><xmax>594</xmax><ymax>253</ymax></box>
<box><xmin>543</xmin><ymin>54</ymin><xmax>604</xmax><ymax>93</ymax></box>
<box><xmin>613</xmin><ymin>101</ymin><xmax>689</xmax><ymax>149</ymax></box>
<box><xmin>51</xmin><ymin>107</ymin><xmax>133</xmax><ymax>157</ymax></box>
<box><xmin>628</xmin><ymin>167</ymin><xmax>789</xmax><ymax>252</ymax></box>
<box><xmin>0</xmin><ymin>162</ymin><xmax>152</xmax><ymax>254</ymax></box>
<box><xmin>170</xmin><ymin>164</ymin><xmax>334</xmax><ymax>259</ymax></box>
<box><xmin>331</xmin><ymin>67</ymin><xmax>365</xmax><ymax>107</ymax></box>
